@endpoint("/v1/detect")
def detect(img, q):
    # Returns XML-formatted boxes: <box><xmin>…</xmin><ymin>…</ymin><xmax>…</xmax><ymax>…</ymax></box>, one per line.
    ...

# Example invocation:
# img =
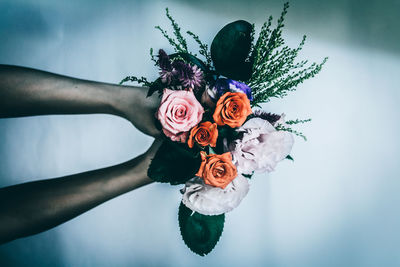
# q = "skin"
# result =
<box><xmin>0</xmin><ymin>64</ymin><xmax>162</xmax><ymax>244</ymax></box>
<box><xmin>0</xmin><ymin>65</ymin><xmax>161</xmax><ymax>137</ymax></box>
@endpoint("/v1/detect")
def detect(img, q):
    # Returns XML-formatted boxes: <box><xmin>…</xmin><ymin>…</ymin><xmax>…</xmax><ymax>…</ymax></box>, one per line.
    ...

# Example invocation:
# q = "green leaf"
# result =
<box><xmin>286</xmin><ymin>155</ymin><xmax>294</xmax><ymax>161</ymax></box>
<box><xmin>242</xmin><ymin>173</ymin><xmax>254</xmax><ymax>179</ymax></box>
<box><xmin>215</xmin><ymin>126</ymin><xmax>240</xmax><ymax>155</ymax></box>
<box><xmin>147</xmin><ymin>78</ymin><xmax>164</xmax><ymax>97</ymax></box>
<box><xmin>211</xmin><ymin>20</ymin><xmax>254</xmax><ymax>81</ymax></box>
<box><xmin>178</xmin><ymin>202</ymin><xmax>225</xmax><ymax>256</ymax></box>
<box><xmin>147</xmin><ymin>141</ymin><xmax>201</xmax><ymax>185</ymax></box>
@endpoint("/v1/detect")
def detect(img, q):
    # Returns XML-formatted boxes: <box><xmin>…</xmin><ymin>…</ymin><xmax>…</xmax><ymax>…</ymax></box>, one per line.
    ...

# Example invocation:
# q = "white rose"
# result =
<box><xmin>181</xmin><ymin>175</ymin><xmax>250</xmax><ymax>216</ymax></box>
<box><xmin>231</xmin><ymin>117</ymin><xmax>294</xmax><ymax>174</ymax></box>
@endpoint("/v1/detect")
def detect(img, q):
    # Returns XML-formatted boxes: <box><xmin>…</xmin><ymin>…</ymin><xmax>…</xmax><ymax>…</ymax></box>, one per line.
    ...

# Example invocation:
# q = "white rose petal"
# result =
<box><xmin>231</xmin><ymin>117</ymin><xmax>294</xmax><ymax>174</ymax></box>
<box><xmin>181</xmin><ymin>175</ymin><xmax>250</xmax><ymax>216</ymax></box>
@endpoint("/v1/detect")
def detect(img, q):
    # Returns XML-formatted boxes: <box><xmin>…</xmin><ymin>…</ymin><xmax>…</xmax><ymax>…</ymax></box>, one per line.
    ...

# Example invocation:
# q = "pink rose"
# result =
<box><xmin>157</xmin><ymin>88</ymin><xmax>204</xmax><ymax>142</ymax></box>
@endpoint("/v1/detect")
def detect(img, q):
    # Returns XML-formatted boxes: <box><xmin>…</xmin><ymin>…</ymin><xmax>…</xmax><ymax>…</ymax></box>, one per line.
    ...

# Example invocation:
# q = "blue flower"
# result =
<box><xmin>210</xmin><ymin>78</ymin><xmax>253</xmax><ymax>102</ymax></box>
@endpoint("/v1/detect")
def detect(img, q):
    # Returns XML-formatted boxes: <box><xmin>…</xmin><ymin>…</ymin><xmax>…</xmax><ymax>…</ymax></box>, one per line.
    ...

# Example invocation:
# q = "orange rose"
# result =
<box><xmin>196</xmin><ymin>151</ymin><xmax>238</xmax><ymax>189</ymax></box>
<box><xmin>213</xmin><ymin>92</ymin><xmax>252</xmax><ymax>128</ymax></box>
<box><xmin>187</xmin><ymin>122</ymin><xmax>219</xmax><ymax>148</ymax></box>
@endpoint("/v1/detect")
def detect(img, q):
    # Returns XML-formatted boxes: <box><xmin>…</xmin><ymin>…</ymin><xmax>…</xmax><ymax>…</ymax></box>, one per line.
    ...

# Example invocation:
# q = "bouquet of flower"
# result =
<box><xmin>121</xmin><ymin>3</ymin><xmax>327</xmax><ymax>256</ymax></box>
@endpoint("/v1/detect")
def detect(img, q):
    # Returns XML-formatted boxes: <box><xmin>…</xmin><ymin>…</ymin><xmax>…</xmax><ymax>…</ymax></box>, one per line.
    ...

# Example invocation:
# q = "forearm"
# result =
<box><xmin>0</xmin><ymin>64</ymin><xmax>121</xmax><ymax>117</ymax></box>
<box><xmin>0</xmin><ymin>64</ymin><xmax>160</xmax><ymax>136</ymax></box>
<box><xmin>0</xmin><ymin>140</ymin><xmax>160</xmax><ymax>244</ymax></box>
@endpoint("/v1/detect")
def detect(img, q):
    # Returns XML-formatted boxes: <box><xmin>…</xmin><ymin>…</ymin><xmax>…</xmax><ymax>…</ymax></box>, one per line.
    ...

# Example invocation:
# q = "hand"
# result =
<box><xmin>114</xmin><ymin>85</ymin><xmax>162</xmax><ymax>138</ymax></box>
<box><xmin>0</xmin><ymin>138</ymin><xmax>163</xmax><ymax>244</ymax></box>
<box><xmin>0</xmin><ymin>65</ymin><xmax>162</xmax><ymax>138</ymax></box>
<box><xmin>0</xmin><ymin>65</ymin><xmax>165</xmax><ymax>243</ymax></box>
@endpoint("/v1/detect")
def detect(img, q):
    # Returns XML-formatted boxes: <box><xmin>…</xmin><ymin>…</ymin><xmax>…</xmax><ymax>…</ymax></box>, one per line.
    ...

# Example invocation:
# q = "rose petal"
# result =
<box><xmin>157</xmin><ymin>89</ymin><xmax>204</xmax><ymax>142</ymax></box>
<box><xmin>231</xmin><ymin>117</ymin><xmax>294</xmax><ymax>174</ymax></box>
<box><xmin>181</xmin><ymin>175</ymin><xmax>250</xmax><ymax>216</ymax></box>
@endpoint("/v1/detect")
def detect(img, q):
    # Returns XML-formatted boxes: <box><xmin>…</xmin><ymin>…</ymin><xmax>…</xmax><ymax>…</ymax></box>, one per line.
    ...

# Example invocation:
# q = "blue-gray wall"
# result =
<box><xmin>0</xmin><ymin>0</ymin><xmax>399</xmax><ymax>266</ymax></box>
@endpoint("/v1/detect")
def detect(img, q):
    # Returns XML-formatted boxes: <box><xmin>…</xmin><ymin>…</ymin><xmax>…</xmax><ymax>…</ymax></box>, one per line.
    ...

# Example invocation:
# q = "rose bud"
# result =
<box><xmin>196</xmin><ymin>151</ymin><xmax>237</xmax><ymax>189</ymax></box>
<box><xmin>187</xmin><ymin>121</ymin><xmax>218</xmax><ymax>148</ymax></box>
<box><xmin>213</xmin><ymin>92</ymin><xmax>252</xmax><ymax>128</ymax></box>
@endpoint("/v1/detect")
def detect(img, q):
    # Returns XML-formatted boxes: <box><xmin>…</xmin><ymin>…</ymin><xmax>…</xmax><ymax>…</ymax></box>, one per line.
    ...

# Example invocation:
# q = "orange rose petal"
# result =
<box><xmin>196</xmin><ymin>152</ymin><xmax>237</xmax><ymax>189</ymax></box>
<box><xmin>212</xmin><ymin>92</ymin><xmax>252</xmax><ymax>128</ymax></box>
<box><xmin>195</xmin><ymin>151</ymin><xmax>207</xmax><ymax>177</ymax></box>
<box><xmin>187</xmin><ymin>126</ymin><xmax>197</xmax><ymax>148</ymax></box>
<box><xmin>209</xmin><ymin>123</ymin><xmax>218</xmax><ymax>147</ymax></box>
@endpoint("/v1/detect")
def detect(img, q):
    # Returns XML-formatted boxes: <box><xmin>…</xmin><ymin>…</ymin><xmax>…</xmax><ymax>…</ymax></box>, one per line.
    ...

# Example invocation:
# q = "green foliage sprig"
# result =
<box><xmin>155</xmin><ymin>8</ymin><xmax>189</xmax><ymax>53</ymax></box>
<box><xmin>276</xmin><ymin>118</ymin><xmax>311</xmax><ymax>141</ymax></box>
<box><xmin>248</xmin><ymin>2</ymin><xmax>328</xmax><ymax>106</ymax></box>
<box><xmin>154</xmin><ymin>9</ymin><xmax>212</xmax><ymax>66</ymax></box>
<box><xmin>186</xmin><ymin>31</ymin><xmax>212</xmax><ymax>67</ymax></box>
<box><xmin>286</xmin><ymin>118</ymin><xmax>312</xmax><ymax>125</ymax></box>
<box><xmin>119</xmin><ymin>76</ymin><xmax>152</xmax><ymax>86</ymax></box>
<box><xmin>275</xmin><ymin>124</ymin><xmax>308</xmax><ymax>141</ymax></box>
<box><xmin>150</xmin><ymin>48</ymin><xmax>157</xmax><ymax>65</ymax></box>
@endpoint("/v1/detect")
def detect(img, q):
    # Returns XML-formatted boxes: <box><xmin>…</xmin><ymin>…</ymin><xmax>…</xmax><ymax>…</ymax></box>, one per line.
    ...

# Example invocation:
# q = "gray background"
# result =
<box><xmin>0</xmin><ymin>0</ymin><xmax>399</xmax><ymax>266</ymax></box>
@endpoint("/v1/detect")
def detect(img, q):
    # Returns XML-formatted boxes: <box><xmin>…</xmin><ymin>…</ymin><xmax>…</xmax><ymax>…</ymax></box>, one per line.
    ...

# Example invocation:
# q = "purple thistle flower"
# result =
<box><xmin>172</xmin><ymin>61</ymin><xmax>204</xmax><ymax>89</ymax></box>
<box><xmin>160</xmin><ymin>69</ymin><xmax>177</xmax><ymax>84</ymax></box>
<box><xmin>158</xmin><ymin>49</ymin><xmax>172</xmax><ymax>71</ymax></box>
<box><xmin>181</xmin><ymin>65</ymin><xmax>204</xmax><ymax>89</ymax></box>
<box><xmin>172</xmin><ymin>60</ymin><xmax>192</xmax><ymax>81</ymax></box>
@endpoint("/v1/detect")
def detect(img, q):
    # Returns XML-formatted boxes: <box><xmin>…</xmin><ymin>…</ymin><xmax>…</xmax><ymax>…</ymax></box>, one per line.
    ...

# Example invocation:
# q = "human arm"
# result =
<box><xmin>0</xmin><ymin>64</ymin><xmax>160</xmax><ymax>137</ymax></box>
<box><xmin>0</xmin><ymin>139</ymin><xmax>162</xmax><ymax>244</ymax></box>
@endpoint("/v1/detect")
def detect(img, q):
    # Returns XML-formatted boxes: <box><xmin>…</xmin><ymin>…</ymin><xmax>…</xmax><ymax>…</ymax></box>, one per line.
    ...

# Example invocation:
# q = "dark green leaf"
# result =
<box><xmin>178</xmin><ymin>202</ymin><xmax>225</xmax><ymax>256</ymax></box>
<box><xmin>286</xmin><ymin>155</ymin><xmax>294</xmax><ymax>161</ymax></box>
<box><xmin>169</xmin><ymin>53</ymin><xmax>209</xmax><ymax>73</ymax></box>
<box><xmin>147</xmin><ymin>141</ymin><xmax>201</xmax><ymax>185</ymax></box>
<box><xmin>242</xmin><ymin>173</ymin><xmax>254</xmax><ymax>179</ymax></box>
<box><xmin>211</xmin><ymin>20</ymin><xmax>253</xmax><ymax>81</ymax></box>
<box><xmin>147</xmin><ymin>78</ymin><xmax>164</xmax><ymax>97</ymax></box>
<box><xmin>215</xmin><ymin>126</ymin><xmax>240</xmax><ymax>154</ymax></box>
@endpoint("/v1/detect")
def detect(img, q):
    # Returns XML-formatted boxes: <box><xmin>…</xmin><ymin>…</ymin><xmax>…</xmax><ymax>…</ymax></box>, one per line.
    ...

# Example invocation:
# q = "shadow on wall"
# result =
<box><xmin>0</xmin><ymin>231</ymin><xmax>66</xmax><ymax>267</ymax></box>
<box><xmin>173</xmin><ymin>0</ymin><xmax>400</xmax><ymax>55</ymax></box>
<box><xmin>1</xmin><ymin>0</ymin><xmax>399</xmax><ymax>55</ymax></box>
<box><xmin>1</xmin><ymin>0</ymin><xmax>398</xmax><ymax>58</ymax></box>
